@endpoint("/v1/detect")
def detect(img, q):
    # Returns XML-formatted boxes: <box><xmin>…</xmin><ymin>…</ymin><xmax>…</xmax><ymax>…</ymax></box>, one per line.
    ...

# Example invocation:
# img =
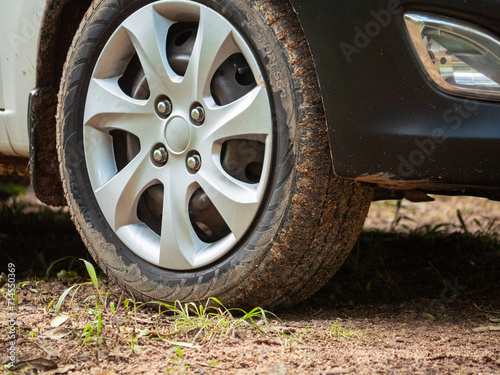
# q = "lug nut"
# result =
<box><xmin>187</xmin><ymin>155</ymin><xmax>202</xmax><ymax>171</ymax></box>
<box><xmin>157</xmin><ymin>99</ymin><xmax>172</xmax><ymax>117</ymax></box>
<box><xmin>190</xmin><ymin>106</ymin><xmax>205</xmax><ymax>123</ymax></box>
<box><xmin>153</xmin><ymin>147</ymin><xmax>168</xmax><ymax>164</ymax></box>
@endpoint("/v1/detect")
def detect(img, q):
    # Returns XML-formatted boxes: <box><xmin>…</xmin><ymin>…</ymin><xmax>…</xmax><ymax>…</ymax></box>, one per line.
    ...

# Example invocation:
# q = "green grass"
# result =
<box><xmin>151</xmin><ymin>299</ymin><xmax>273</xmax><ymax>342</ymax></box>
<box><xmin>46</xmin><ymin>260</ymin><xmax>279</xmax><ymax>356</ymax></box>
<box><xmin>328</xmin><ymin>319</ymin><xmax>362</xmax><ymax>340</ymax></box>
<box><xmin>0</xmin><ymin>181</ymin><xmax>27</xmax><ymax>198</ymax></box>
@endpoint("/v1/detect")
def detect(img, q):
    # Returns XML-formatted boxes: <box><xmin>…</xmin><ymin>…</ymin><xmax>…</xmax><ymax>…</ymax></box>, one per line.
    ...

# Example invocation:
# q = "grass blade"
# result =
<box><xmin>55</xmin><ymin>285</ymin><xmax>79</xmax><ymax>314</ymax></box>
<box><xmin>81</xmin><ymin>259</ymin><xmax>99</xmax><ymax>290</ymax></box>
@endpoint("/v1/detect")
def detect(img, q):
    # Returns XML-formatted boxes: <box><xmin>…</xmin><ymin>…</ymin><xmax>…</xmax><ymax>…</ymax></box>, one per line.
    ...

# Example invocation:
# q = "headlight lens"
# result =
<box><xmin>405</xmin><ymin>12</ymin><xmax>500</xmax><ymax>101</ymax></box>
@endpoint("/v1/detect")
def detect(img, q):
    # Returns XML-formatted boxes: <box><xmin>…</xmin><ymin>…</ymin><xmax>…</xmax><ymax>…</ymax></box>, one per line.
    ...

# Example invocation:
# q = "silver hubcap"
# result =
<box><xmin>83</xmin><ymin>1</ymin><xmax>273</xmax><ymax>270</ymax></box>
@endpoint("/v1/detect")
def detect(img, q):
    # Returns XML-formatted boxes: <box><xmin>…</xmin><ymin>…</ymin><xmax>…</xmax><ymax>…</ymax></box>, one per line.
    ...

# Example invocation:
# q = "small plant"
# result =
<box><xmin>153</xmin><ymin>298</ymin><xmax>274</xmax><ymax>343</ymax></box>
<box><xmin>328</xmin><ymin>319</ymin><xmax>360</xmax><ymax>340</ymax></box>
<box><xmin>54</xmin><ymin>259</ymin><xmax>109</xmax><ymax>347</ymax></box>
<box><xmin>0</xmin><ymin>181</ymin><xmax>27</xmax><ymax>200</ymax></box>
<box><xmin>44</xmin><ymin>256</ymin><xmax>82</xmax><ymax>281</ymax></box>
<box><xmin>28</xmin><ymin>279</ymin><xmax>46</xmax><ymax>304</ymax></box>
<box><xmin>54</xmin><ymin>280</ymin><xmax>86</xmax><ymax>314</ymax></box>
<box><xmin>54</xmin><ymin>259</ymin><xmax>103</xmax><ymax>313</ymax></box>
<box><xmin>273</xmin><ymin>326</ymin><xmax>309</xmax><ymax>349</ymax></box>
<box><xmin>390</xmin><ymin>200</ymin><xmax>415</xmax><ymax>232</ymax></box>
<box><xmin>78</xmin><ymin>260</ymin><xmax>105</xmax><ymax>346</ymax></box>
<box><xmin>165</xmin><ymin>347</ymin><xmax>191</xmax><ymax>372</ymax></box>
<box><xmin>0</xmin><ymin>280</ymin><xmax>30</xmax><ymax>309</ymax></box>
<box><xmin>126</xmin><ymin>327</ymin><xmax>150</xmax><ymax>353</ymax></box>
<box><xmin>456</xmin><ymin>209</ymin><xmax>469</xmax><ymax>234</ymax></box>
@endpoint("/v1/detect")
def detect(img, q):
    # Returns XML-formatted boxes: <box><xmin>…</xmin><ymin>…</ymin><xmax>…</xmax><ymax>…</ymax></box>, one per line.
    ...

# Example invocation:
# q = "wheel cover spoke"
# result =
<box><xmin>158</xmin><ymin>175</ymin><xmax>201</xmax><ymax>269</ymax></box>
<box><xmin>84</xmin><ymin>78</ymin><xmax>151</xmax><ymax>125</ymax></box>
<box><xmin>183</xmin><ymin>7</ymin><xmax>239</xmax><ymax>100</ymax></box>
<box><xmin>197</xmin><ymin>166</ymin><xmax>260</xmax><ymax>238</ymax></box>
<box><xmin>121</xmin><ymin>7</ymin><xmax>175</xmax><ymax>93</ymax></box>
<box><xmin>94</xmin><ymin>152</ymin><xmax>156</xmax><ymax>230</ymax></box>
<box><xmin>86</xmin><ymin>112</ymin><xmax>161</xmax><ymax>148</ymax></box>
<box><xmin>201</xmin><ymin>86</ymin><xmax>272</xmax><ymax>144</ymax></box>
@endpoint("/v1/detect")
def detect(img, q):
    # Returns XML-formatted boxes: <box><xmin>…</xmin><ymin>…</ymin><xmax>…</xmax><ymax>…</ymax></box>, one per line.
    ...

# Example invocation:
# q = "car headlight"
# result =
<box><xmin>405</xmin><ymin>12</ymin><xmax>500</xmax><ymax>101</ymax></box>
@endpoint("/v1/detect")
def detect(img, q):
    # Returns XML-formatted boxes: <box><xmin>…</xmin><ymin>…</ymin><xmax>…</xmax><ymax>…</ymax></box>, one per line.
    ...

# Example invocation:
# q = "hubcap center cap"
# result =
<box><xmin>165</xmin><ymin>116</ymin><xmax>191</xmax><ymax>153</ymax></box>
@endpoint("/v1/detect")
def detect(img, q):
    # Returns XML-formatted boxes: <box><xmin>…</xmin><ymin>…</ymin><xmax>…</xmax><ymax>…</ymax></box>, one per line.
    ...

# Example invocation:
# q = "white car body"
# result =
<box><xmin>0</xmin><ymin>0</ymin><xmax>45</xmax><ymax>157</ymax></box>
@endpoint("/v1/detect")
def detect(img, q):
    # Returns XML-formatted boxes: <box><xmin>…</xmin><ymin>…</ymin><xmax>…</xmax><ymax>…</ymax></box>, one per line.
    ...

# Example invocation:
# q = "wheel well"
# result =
<box><xmin>31</xmin><ymin>0</ymin><xmax>92</xmax><ymax>206</ymax></box>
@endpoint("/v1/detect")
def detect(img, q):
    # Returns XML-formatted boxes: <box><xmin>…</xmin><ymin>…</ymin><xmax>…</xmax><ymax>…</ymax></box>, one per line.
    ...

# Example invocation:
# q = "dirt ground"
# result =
<box><xmin>365</xmin><ymin>195</ymin><xmax>500</xmax><ymax>234</ymax></box>
<box><xmin>1</xmin><ymin>195</ymin><xmax>500</xmax><ymax>374</ymax></box>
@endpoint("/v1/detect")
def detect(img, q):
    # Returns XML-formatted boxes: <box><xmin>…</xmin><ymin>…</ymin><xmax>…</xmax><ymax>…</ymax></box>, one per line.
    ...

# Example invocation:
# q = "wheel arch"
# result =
<box><xmin>31</xmin><ymin>0</ymin><xmax>93</xmax><ymax>206</ymax></box>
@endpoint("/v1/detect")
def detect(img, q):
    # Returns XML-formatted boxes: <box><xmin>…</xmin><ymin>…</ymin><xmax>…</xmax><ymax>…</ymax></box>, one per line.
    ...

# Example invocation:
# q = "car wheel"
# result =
<box><xmin>56</xmin><ymin>0</ymin><xmax>373</xmax><ymax>309</ymax></box>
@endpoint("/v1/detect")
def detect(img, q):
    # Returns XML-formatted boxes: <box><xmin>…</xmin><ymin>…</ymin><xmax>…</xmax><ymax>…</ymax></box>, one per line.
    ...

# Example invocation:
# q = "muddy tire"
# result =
<box><xmin>56</xmin><ymin>0</ymin><xmax>373</xmax><ymax>309</ymax></box>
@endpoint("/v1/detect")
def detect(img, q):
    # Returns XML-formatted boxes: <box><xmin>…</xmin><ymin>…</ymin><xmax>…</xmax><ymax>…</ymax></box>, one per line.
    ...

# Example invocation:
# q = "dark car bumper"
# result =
<box><xmin>290</xmin><ymin>0</ymin><xmax>500</xmax><ymax>189</ymax></box>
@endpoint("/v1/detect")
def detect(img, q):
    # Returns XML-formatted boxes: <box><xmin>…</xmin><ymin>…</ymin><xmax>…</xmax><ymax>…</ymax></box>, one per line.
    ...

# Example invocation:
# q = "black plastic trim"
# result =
<box><xmin>28</xmin><ymin>88</ymin><xmax>39</xmax><ymax>174</ymax></box>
